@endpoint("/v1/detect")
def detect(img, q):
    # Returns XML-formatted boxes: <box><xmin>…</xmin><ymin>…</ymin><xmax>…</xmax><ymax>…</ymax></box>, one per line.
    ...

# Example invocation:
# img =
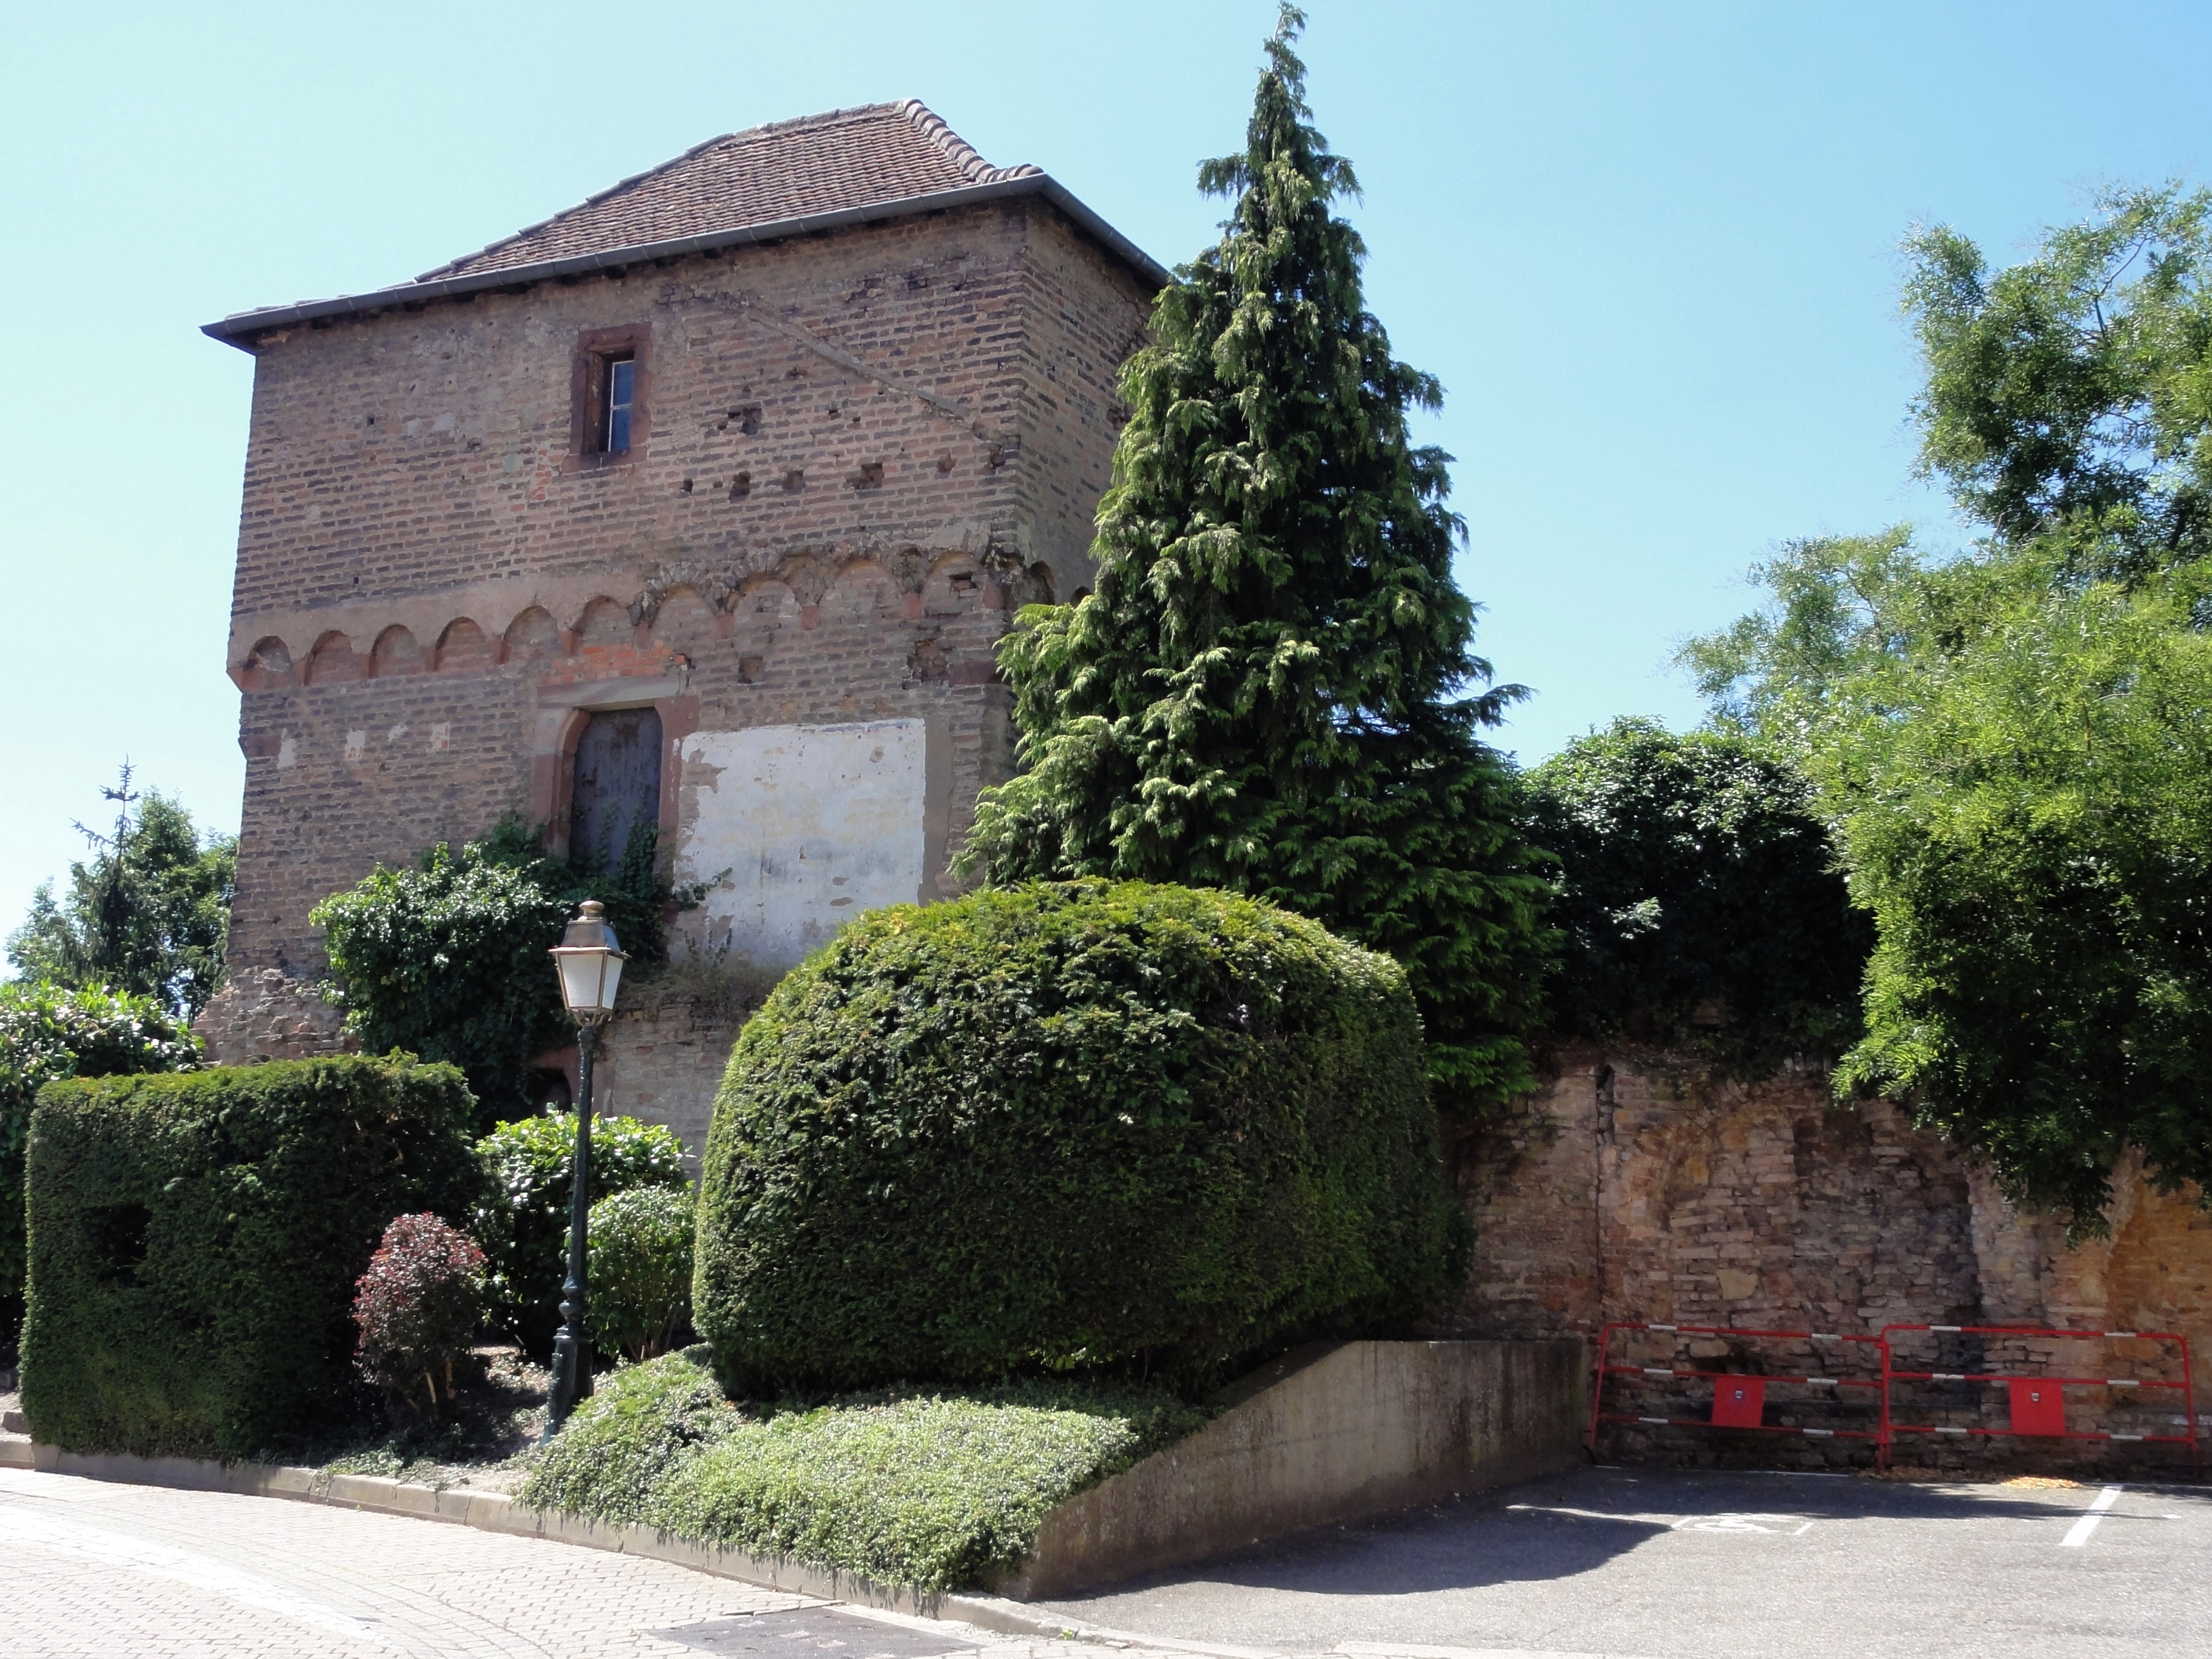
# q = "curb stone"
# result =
<box><xmin>0</xmin><ymin>1433</ymin><xmax>1070</xmax><ymax>1641</ymax></box>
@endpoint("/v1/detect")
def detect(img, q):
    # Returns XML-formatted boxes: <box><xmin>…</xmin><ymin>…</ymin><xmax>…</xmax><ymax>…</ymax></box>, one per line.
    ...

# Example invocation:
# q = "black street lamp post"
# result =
<box><xmin>542</xmin><ymin>898</ymin><xmax>627</xmax><ymax>1441</ymax></box>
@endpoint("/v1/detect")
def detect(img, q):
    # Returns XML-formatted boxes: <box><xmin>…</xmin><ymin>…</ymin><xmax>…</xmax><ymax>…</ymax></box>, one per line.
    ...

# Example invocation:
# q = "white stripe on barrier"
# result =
<box><xmin>1935</xmin><ymin>1427</ymin><xmax>1968</xmax><ymax>1435</ymax></box>
<box><xmin>1932</xmin><ymin>1325</ymin><xmax>1962</xmax><ymax>1332</ymax></box>
<box><xmin>2107</xmin><ymin>1330</ymin><xmax>2135</xmax><ymax>1339</ymax></box>
<box><xmin>2107</xmin><ymin>1379</ymin><xmax>2139</xmax><ymax>1387</ymax></box>
<box><xmin>1643</xmin><ymin>1367</ymin><xmax>1675</xmax><ymax>1376</ymax></box>
<box><xmin>1932</xmin><ymin>1373</ymin><xmax>1966</xmax><ymax>1381</ymax></box>
<box><xmin>1639</xmin><ymin>1416</ymin><xmax>1669</xmax><ymax>1425</ymax></box>
<box><xmin>1806</xmin><ymin>1378</ymin><xmax>1835</xmax><ymax>1386</ymax></box>
<box><xmin>1649</xmin><ymin>1324</ymin><xmax>1678</xmax><ymax>1332</ymax></box>
<box><xmin>2111</xmin><ymin>1434</ymin><xmax>2144</xmax><ymax>1442</ymax></box>
<box><xmin>1803</xmin><ymin>1429</ymin><xmax>1834</xmax><ymax>1438</ymax></box>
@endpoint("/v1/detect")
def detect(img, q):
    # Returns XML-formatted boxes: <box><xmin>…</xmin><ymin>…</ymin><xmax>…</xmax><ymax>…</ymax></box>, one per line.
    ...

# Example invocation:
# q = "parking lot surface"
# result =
<box><xmin>1038</xmin><ymin>1464</ymin><xmax>2212</xmax><ymax>1659</ymax></box>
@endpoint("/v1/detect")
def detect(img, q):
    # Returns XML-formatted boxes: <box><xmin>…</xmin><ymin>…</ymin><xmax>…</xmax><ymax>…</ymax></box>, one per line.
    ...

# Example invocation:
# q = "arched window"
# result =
<box><xmin>569</xmin><ymin>707</ymin><xmax>663</xmax><ymax>873</ymax></box>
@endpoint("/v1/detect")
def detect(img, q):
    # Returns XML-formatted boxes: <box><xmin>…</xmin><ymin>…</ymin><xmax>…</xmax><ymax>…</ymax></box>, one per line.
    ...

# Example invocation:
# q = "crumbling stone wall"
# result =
<box><xmin>1453</xmin><ymin>1043</ymin><xmax>2212</xmax><ymax>1469</ymax></box>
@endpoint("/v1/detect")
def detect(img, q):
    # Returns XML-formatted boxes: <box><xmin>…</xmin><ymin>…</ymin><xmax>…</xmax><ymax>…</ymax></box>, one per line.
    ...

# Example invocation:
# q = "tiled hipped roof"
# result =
<box><xmin>420</xmin><ymin>101</ymin><xmax>1041</xmax><ymax>281</ymax></box>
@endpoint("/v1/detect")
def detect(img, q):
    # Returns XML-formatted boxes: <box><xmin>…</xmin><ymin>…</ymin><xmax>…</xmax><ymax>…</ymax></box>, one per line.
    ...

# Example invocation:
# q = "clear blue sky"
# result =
<box><xmin>4</xmin><ymin>1</ymin><xmax>2208</xmax><ymax>943</ymax></box>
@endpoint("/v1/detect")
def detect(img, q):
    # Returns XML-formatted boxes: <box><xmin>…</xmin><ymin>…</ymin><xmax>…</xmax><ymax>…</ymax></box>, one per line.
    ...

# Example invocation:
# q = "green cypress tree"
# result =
<box><xmin>965</xmin><ymin>7</ymin><xmax>1553</xmax><ymax>1106</ymax></box>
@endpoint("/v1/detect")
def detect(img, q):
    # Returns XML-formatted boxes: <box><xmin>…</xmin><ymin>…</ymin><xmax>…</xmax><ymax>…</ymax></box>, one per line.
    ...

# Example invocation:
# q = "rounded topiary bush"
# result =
<box><xmin>694</xmin><ymin>880</ymin><xmax>1463</xmax><ymax>1392</ymax></box>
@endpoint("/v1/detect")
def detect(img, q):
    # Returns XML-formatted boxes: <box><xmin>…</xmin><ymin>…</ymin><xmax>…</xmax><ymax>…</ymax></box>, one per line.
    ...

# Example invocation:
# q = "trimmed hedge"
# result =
<box><xmin>21</xmin><ymin>1055</ymin><xmax>479</xmax><ymax>1459</ymax></box>
<box><xmin>695</xmin><ymin>879</ymin><xmax>1463</xmax><ymax>1392</ymax></box>
<box><xmin>1</xmin><ymin>982</ymin><xmax>199</xmax><ymax>1342</ymax></box>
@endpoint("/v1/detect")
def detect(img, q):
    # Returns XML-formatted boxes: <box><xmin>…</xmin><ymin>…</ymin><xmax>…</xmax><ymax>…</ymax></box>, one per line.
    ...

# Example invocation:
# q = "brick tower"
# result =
<box><xmin>197</xmin><ymin>101</ymin><xmax>1162</xmax><ymax>1151</ymax></box>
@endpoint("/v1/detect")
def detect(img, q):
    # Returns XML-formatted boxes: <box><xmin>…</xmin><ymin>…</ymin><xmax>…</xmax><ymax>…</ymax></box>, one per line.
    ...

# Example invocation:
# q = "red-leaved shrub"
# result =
<box><xmin>353</xmin><ymin>1213</ymin><xmax>486</xmax><ymax>1418</ymax></box>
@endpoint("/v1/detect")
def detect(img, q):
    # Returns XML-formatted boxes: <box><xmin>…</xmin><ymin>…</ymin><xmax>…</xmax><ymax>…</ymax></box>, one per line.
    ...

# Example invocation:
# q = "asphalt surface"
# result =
<box><xmin>1036</xmin><ymin>1464</ymin><xmax>2212</xmax><ymax>1659</ymax></box>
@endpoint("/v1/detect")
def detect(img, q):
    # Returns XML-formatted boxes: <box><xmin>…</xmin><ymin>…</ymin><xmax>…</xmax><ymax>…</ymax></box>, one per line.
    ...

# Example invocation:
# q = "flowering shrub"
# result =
<box><xmin>588</xmin><ymin>1185</ymin><xmax>695</xmax><ymax>1363</ymax></box>
<box><xmin>353</xmin><ymin>1213</ymin><xmax>486</xmax><ymax>1418</ymax></box>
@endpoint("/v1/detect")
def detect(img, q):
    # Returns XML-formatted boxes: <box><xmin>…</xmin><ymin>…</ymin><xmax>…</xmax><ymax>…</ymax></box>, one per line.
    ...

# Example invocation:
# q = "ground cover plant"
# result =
<box><xmin>695</xmin><ymin>878</ymin><xmax>1461</xmax><ymax>1393</ymax></box>
<box><xmin>962</xmin><ymin>5</ymin><xmax>1552</xmax><ymax>1109</ymax></box>
<box><xmin>21</xmin><ymin>1055</ymin><xmax>479</xmax><ymax>1459</ymax></box>
<box><xmin>300</xmin><ymin>1344</ymin><xmax>551</xmax><ymax>1490</ymax></box>
<box><xmin>471</xmin><ymin>1112</ymin><xmax>689</xmax><ymax>1358</ymax></box>
<box><xmin>523</xmin><ymin>1348</ymin><xmax>1206</xmax><ymax>1590</ymax></box>
<box><xmin>0</xmin><ymin>981</ymin><xmax>198</xmax><ymax>1346</ymax></box>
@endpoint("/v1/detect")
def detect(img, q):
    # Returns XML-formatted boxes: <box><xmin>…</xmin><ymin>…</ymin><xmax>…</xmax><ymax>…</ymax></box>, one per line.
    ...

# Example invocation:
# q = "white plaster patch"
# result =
<box><xmin>676</xmin><ymin>720</ymin><xmax>926</xmax><ymax>969</ymax></box>
<box><xmin>276</xmin><ymin>732</ymin><xmax>297</xmax><ymax>769</ymax></box>
<box><xmin>344</xmin><ymin>729</ymin><xmax>366</xmax><ymax>763</ymax></box>
<box><xmin>429</xmin><ymin>722</ymin><xmax>451</xmax><ymax>752</ymax></box>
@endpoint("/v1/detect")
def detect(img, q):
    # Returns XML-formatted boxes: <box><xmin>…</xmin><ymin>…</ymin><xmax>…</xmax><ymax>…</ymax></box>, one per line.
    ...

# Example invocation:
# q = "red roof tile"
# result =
<box><xmin>420</xmin><ymin>101</ymin><xmax>1038</xmax><ymax>281</ymax></box>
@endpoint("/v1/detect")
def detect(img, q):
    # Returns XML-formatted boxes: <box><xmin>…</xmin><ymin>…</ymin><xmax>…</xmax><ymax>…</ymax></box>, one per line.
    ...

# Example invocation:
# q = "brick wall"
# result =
<box><xmin>1454</xmin><ymin>1043</ymin><xmax>2212</xmax><ymax>1470</ymax></box>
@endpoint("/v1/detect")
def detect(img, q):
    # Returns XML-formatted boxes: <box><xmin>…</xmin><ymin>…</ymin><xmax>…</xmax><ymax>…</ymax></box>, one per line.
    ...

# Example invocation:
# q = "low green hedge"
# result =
<box><xmin>522</xmin><ymin>1348</ymin><xmax>1204</xmax><ymax>1589</ymax></box>
<box><xmin>695</xmin><ymin>879</ymin><xmax>1463</xmax><ymax>1392</ymax></box>
<box><xmin>21</xmin><ymin>1055</ymin><xmax>480</xmax><ymax>1459</ymax></box>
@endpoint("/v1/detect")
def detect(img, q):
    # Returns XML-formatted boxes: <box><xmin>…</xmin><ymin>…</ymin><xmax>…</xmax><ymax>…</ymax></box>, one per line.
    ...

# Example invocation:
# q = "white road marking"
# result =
<box><xmin>2059</xmin><ymin>1485</ymin><xmax>2123</xmax><ymax>1547</ymax></box>
<box><xmin>0</xmin><ymin>1502</ymin><xmax>392</xmax><ymax>1644</ymax></box>
<box><xmin>1339</xmin><ymin>1646</ymin><xmax>1658</xmax><ymax>1659</ymax></box>
<box><xmin>1671</xmin><ymin>1512</ymin><xmax>1810</xmax><ymax>1534</ymax></box>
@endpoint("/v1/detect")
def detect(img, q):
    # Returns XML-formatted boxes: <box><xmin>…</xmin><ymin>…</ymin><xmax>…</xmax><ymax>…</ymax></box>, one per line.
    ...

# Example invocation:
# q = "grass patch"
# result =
<box><xmin>521</xmin><ymin>1348</ymin><xmax>1207</xmax><ymax>1589</ymax></box>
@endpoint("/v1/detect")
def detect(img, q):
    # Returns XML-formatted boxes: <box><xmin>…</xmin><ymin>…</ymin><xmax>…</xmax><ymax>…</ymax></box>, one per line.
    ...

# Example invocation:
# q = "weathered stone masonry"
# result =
<box><xmin>1451</xmin><ymin>1044</ymin><xmax>2212</xmax><ymax>1463</ymax></box>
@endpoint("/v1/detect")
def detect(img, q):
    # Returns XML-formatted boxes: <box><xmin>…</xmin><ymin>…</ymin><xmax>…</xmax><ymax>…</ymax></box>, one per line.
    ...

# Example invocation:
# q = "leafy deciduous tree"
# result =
<box><xmin>1687</xmin><ymin>188</ymin><xmax>2212</xmax><ymax>1230</ymax></box>
<box><xmin>6</xmin><ymin>768</ymin><xmax>236</xmax><ymax>1023</ymax></box>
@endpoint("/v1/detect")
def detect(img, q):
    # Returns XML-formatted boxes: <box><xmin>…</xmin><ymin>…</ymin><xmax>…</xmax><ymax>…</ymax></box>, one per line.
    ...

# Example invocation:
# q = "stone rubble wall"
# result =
<box><xmin>1450</xmin><ymin>1043</ymin><xmax>2211</xmax><ymax>1470</ymax></box>
<box><xmin>194</xmin><ymin>967</ymin><xmax>355</xmax><ymax>1064</ymax></box>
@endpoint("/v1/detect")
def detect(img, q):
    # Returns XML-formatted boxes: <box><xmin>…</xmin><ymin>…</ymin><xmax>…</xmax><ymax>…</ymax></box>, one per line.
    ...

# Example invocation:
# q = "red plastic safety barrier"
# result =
<box><xmin>1880</xmin><ymin>1324</ymin><xmax>2202</xmax><ymax>1475</ymax></box>
<box><xmin>1586</xmin><ymin>1322</ymin><xmax>1887</xmax><ymax>1452</ymax></box>
<box><xmin>1589</xmin><ymin>1319</ymin><xmax>2205</xmax><ymax>1473</ymax></box>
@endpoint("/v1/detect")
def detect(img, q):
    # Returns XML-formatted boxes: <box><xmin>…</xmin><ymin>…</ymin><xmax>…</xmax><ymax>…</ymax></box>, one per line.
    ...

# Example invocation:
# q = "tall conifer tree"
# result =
<box><xmin>967</xmin><ymin>7</ymin><xmax>1552</xmax><ymax>1105</ymax></box>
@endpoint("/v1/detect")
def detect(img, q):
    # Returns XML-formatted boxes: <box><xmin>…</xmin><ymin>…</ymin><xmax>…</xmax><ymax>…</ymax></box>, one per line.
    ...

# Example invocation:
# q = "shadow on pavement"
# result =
<box><xmin>1058</xmin><ymin>1463</ymin><xmax>2135</xmax><ymax>1601</ymax></box>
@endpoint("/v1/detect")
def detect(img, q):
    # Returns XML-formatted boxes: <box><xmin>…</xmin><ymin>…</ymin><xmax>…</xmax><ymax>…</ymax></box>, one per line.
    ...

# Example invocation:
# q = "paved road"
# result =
<box><xmin>0</xmin><ymin>1466</ymin><xmax>1118</xmax><ymax>1659</ymax></box>
<box><xmin>7</xmin><ymin>1462</ymin><xmax>2206</xmax><ymax>1658</ymax></box>
<box><xmin>1040</xmin><ymin>1465</ymin><xmax>2212</xmax><ymax>1659</ymax></box>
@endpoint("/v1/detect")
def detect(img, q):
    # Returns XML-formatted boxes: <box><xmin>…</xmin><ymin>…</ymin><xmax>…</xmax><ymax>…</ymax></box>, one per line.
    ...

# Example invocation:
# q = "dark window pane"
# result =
<box><xmin>570</xmin><ymin>706</ymin><xmax>662</xmax><ymax>871</ymax></box>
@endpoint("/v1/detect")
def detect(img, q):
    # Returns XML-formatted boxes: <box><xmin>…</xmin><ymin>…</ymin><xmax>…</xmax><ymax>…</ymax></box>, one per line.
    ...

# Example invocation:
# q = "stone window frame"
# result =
<box><xmin>531</xmin><ymin>674</ymin><xmax>697</xmax><ymax>867</ymax></box>
<box><xmin>566</xmin><ymin>324</ymin><xmax>651</xmax><ymax>471</ymax></box>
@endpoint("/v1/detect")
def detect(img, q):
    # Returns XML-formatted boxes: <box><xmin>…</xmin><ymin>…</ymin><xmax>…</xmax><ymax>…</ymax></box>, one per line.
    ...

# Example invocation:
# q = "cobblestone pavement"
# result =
<box><xmin>0</xmin><ymin>1467</ymin><xmax>1201</xmax><ymax>1659</ymax></box>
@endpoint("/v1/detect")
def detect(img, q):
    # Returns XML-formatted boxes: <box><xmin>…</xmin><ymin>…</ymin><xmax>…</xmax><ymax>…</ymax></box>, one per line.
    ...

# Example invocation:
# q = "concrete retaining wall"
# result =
<box><xmin>997</xmin><ymin>1338</ymin><xmax>1588</xmax><ymax>1599</ymax></box>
